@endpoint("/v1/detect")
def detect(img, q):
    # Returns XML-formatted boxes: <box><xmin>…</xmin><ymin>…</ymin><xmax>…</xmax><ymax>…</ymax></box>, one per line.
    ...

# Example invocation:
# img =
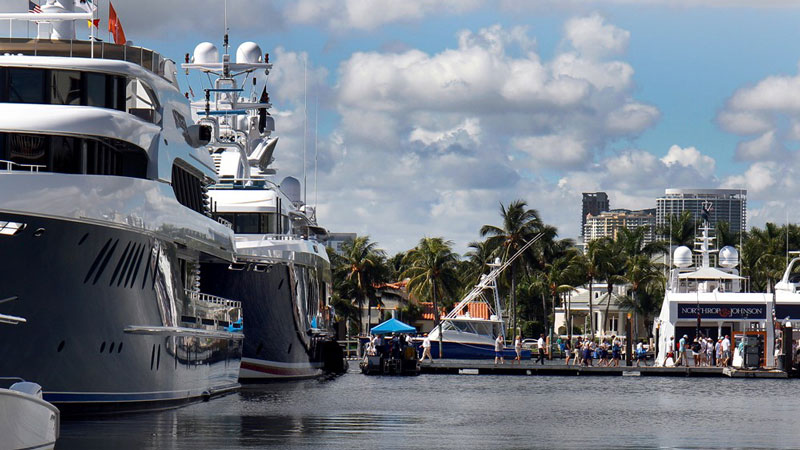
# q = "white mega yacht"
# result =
<box><xmin>0</xmin><ymin>3</ymin><xmax>244</xmax><ymax>414</ymax></box>
<box><xmin>182</xmin><ymin>39</ymin><xmax>344</xmax><ymax>380</ymax></box>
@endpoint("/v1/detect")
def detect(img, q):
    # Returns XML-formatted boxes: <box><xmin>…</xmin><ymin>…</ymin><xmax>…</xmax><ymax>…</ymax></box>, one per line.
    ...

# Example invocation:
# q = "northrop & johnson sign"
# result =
<box><xmin>677</xmin><ymin>303</ymin><xmax>766</xmax><ymax>320</ymax></box>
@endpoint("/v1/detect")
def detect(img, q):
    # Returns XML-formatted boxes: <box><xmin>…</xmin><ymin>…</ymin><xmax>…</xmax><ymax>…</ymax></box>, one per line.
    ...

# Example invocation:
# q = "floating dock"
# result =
<box><xmin>419</xmin><ymin>360</ymin><xmax>788</xmax><ymax>378</ymax></box>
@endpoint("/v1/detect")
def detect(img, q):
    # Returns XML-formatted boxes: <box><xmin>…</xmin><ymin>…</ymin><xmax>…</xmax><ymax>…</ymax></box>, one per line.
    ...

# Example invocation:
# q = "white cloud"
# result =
<box><xmin>661</xmin><ymin>145</ymin><xmax>716</xmax><ymax>173</ymax></box>
<box><xmin>285</xmin><ymin>0</ymin><xmax>483</xmax><ymax>31</ymax></box>
<box><xmin>735</xmin><ymin>131</ymin><xmax>780</xmax><ymax>161</ymax></box>
<box><xmin>512</xmin><ymin>135</ymin><xmax>589</xmax><ymax>169</ymax></box>
<box><xmin>564</xmin><ymin>13</ymin><xmax>630</xmax><ymax>58</ymax></box>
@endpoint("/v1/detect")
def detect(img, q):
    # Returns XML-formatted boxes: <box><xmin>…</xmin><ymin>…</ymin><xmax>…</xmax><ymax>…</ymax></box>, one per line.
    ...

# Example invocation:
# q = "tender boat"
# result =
<box><xmin>0</xmin><ymin>314</ymin><xmax>59</xmax><ymax>450</ymax></box>
<box><xmin>0</xmin><ymin>3</ymin><xmax>243</xmax><ymax>414</ymax></box>
<box><xmin>182</xmin><ymin>38</ymin><xmax>344</xmax><ymax>381</ymax></box>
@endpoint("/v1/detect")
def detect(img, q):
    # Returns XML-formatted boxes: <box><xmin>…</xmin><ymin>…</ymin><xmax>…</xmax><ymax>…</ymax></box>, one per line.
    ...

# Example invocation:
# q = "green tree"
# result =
<box><xmin>618</xmin><ymin>253</ymin><xmax>665</xmax><ymax>337</ymax></box>
<box><xmin>657</xmin><ymin>210</ymin><xmax>696</xmax><ymax>248</ymax></box>
<box><xmin>402</xmin><ymin>237</ymin><xmax>462</xmax><ymax>358</ymax></box>
<box><xmin>339</xmin><ymin>236</ymin><xmax>388</xmax><ymax>334</ymax></box>
<box><xmin>480</xmin><ymin>200</ymin><xmax>543</xmax><ymax>339</ymax></box>
<box><xmin>571</xmin><ymin>238</ymin><xmax>615</xmax><ymax>338</ymax></box>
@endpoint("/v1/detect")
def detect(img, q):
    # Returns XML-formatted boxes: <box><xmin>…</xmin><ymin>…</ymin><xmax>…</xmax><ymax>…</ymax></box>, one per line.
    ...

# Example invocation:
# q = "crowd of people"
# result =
<box><xmin>664</xmin><ymin>334</ymin><xmax>731</xmax><ymax>367</ymax></box>
<box><xmin>365</xmin><ymin>333</ymin><xmax>417</xmax><ymax>361</ymax></box>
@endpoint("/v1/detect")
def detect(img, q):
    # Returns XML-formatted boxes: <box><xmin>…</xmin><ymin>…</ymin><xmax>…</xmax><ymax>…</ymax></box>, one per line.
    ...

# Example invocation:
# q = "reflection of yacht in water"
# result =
<box><xmin>425</xmin><ymin>238</ymin><xmax>538</xmax><ymax>359</ymax></box>
<box><xmin>0</xmin><ymin>4</ymin><xmax>243</xmax><ymax>414</ymax></box>
<box><xmin>182</xmin><ymin>38</ymin><xmax>344</xmax><ymax>380</ymax></box>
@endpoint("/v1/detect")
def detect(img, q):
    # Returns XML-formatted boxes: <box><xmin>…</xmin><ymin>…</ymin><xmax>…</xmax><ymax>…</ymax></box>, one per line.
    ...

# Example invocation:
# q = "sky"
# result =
<box><xmin>10</xmin><ymin>0</ymin><xmax>800</xmax><ymax>255</ymax></box>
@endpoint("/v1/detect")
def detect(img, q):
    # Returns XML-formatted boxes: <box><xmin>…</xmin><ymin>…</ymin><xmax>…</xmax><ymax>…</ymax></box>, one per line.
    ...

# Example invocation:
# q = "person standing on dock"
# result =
<box><xmin>421</xmin><ymin>334</ymin><xmax>433</xmax><ymax>362</ymax></box>
<box><xmin>495</xmin><ymin>334</ymin><xmax>505</xmax><ymax>364</ymax></box>
<box><xmin>535</xmin><ymin>334</ymin><xmax>545</xmax><ymax>365</ymax></box>
<box><xmin>514</xmin><ymin>335</ymin><xmax>522</xmax><ymax>364</ymax></box>
<box><xmin>722</xmin><ymin>335</ymin><xmax>731</xmax><ymax>366</ymax></box>
<box><xmin>564</xmin><ymin>337</ymin><xmax>572</xmax><ymax>365</ymax></box>
<box><xmin>665</xmin><ymin>336</ymin><xmax>675</xmax><ymax>367</ymax></box>
<box><xmin>611</xmin><ymin>337</ymin><xmax>621</xmax><ymax>367</ymax></box>
<box><xmin>677</xmin><ymin>335</ymin><xmax>688</xmax><ymax>367</ymax></box>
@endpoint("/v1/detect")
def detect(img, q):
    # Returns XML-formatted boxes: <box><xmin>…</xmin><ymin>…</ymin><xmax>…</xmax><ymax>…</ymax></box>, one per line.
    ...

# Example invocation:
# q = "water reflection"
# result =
<box><xmin>57</xmin><ymin>370</ymin><xmax>800</xmax><ymax>449</ymax></box>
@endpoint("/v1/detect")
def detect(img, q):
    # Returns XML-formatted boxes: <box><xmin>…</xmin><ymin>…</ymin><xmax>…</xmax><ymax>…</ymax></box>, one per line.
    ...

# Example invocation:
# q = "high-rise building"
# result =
<box><xmin>583</xmin><ymin>209</ymin><xmax>657</xmax><ymax>244</ymax></box>
<box><xmin>656</xmin><ymin>188</ymin><xmax>747</xmax><ymax>235</ymax></box>
<box><xmin>581</xmin><ymin>192</ymin><xmax>609</xmax><ymax>237</ymax></box>
<box><xmin>325</xmin><ymin>232</ymin><xmax>357</xmax><ymax>255</ymax></box>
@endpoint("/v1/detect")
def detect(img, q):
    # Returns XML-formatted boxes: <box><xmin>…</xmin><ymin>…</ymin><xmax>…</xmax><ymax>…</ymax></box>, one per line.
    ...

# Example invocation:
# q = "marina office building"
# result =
<box><xmin>655</xmin><ymin>188</ymin><xmax>747</xmax><ymax>235</ymax></box>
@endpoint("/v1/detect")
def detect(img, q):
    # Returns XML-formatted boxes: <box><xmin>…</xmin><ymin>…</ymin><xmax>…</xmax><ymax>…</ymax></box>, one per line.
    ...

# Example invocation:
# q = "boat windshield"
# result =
<box><xmin>444</xmin><ymin>319</ymin><xmax>497</xmax><ymax>337</ymax></box>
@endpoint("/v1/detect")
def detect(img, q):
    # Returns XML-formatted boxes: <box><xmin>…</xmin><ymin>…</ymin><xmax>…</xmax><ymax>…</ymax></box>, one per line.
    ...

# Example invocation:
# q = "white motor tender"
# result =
<box><xmin>193</xmin><ymin>42</ymin><xmax>219</xmax><ymax>64</ymax></box>
<box><xmin>673</xmin><ymin>246</ymin><xmax>692</xmax><ymax>268</ymax></box>
<box><xmin>719</xmin><ymin>246</ymin><xmax>739</xmax><ymax>268</ymax></box>
<box><xmin>236</xmin><ymin>42</ymin><xmax>263</xmax><ymax>64</ymax></box>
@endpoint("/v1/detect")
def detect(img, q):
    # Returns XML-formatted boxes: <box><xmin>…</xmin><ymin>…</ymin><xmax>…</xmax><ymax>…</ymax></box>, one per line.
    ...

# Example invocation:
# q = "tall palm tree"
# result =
<box><xmin>572</xmin><ymin>238</ymin><xmax>614</xmax><ymax>338</ymax></box>
<box><xmin>657</xmin><ymin>210</ymin><xmax>696</xmax><ymax>248</ymax></box>
<box><xmin>619</xmin><ymin>253</ymin><xmax>665</xmax><ymax>337</ymax></box>
<box><xmin>539</xmin><ymin>253</ymin><xmax>579</xmax><ymax>333</ymax></box>
<box><xmin>402</xmin><ymin>237</ymin><xmax>461</xmax><ymax>358</ymax></box>
<box><xmin>481</xmin><ymin>200</ymin><xmax>543</xmax><ymax>338</ymax></box>
<box><xmin>339</xmin><ymin>236</ymin><xmax>387</xmax><ymax>334</ymax></box>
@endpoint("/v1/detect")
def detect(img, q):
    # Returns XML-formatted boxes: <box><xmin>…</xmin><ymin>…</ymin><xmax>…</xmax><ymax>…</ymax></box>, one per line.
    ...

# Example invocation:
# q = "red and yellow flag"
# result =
<box><xmin>108</xmin><ymin>2</ymin><xmax>126</xmax><ymax>45</ymax></box>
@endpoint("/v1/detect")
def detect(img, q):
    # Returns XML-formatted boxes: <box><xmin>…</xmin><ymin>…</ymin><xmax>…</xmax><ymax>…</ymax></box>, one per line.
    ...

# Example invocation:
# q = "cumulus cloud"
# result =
<box><xmin>564</xmin><ymin>13</ymin><xmax>630</xmax><ymax>58</ymax></box>
<box><xmin>661</xmin><ymin>145</ymin><xmax>716</xmax><ymax>173</ymax></box>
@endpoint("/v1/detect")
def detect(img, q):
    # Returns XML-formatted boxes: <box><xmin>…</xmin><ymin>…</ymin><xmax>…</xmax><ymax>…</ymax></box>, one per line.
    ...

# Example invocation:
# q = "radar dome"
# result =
<box><xmin>236</xmin><ymin>42</ymin><xmax>263</xmax><ymax>64</ymax></box>
<box><xmin>673</xmin><ymin>246</ymin><xmax>692</xmax><ymax>268</ymax></box>
<box><xmin>280</xmin><ymin>177</ymin><xmax>302</xmax><ymax>205</ymax></box>
<box><xmin>719</xmin><ymin>246</ymin><xmax>739</xmax><ymax>268</ymax></box>
<box><xmin>193</xmin><ymin>42</ymin><xmax>218</xmax><ymax>64</ymax></box>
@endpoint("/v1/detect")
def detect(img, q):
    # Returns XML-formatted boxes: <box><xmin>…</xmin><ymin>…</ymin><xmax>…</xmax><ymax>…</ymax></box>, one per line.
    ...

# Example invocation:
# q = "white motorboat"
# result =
<box><xmin>0</xmin><ymin>314</ymin><xmax>59</xmax><ymax>450</ymax></box>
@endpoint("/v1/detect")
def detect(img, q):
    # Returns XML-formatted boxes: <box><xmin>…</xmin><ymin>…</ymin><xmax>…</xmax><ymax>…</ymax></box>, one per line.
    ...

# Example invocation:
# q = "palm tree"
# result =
<box><xmin>539</xmin><ymin>253</ymin><xmax>579</xmax><ymax>333</ymax></box>
<box><xmin>339</xmin><ymin>236</ymin><xmax>387</xmax><ymax>334</ymax></box>
<box><xmin>619</xmin><ymin>253</ymin><xmax>665</xmax><ymax>337</ymax></box>
<box><xmin>657</xmin><ymin>210</ymin><xmax>696</xmax><ymax>248</ymax></box>
<box><xmin>402</xmin><ymin>237</ymin><xmax>461</xmax><ymax>358</ymax></box>
<box><xmin>572</xmin><ymin>238</ymin><xmax>614</xmax><ymax>338</ymax></box>
<box><xmin>481</xmin><ymin>200</ymin><xmax>543</xmax><ymax>338</ymax></box>
<box><xmin>462</xmin><ymin>239</ymin><xmax>494</xmax><ymax>288</ymax></box>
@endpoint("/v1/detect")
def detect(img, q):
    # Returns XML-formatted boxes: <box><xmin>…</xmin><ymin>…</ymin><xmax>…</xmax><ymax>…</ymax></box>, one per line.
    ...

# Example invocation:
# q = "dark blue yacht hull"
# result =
<box><xmin>0</xmin><ymin>212</ymin><xmax>242</xmax><ymax>415</ymax></box>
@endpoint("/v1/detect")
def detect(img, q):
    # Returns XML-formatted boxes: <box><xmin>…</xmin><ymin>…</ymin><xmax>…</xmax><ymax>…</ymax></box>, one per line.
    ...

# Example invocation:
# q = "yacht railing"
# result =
<box><xmin>185</xmin><ymin>289</ymin><xmax>241</xmax><ymax>323</ymax></box>
<box><xmin>216</xmin><ymin>216</ymin><xmax>233</xmax><ymax>229</ymax></box>
<box><xmin>0</xmin><ymin>159</ymin><xmax>45</xmax><ymax>172</ymax></box>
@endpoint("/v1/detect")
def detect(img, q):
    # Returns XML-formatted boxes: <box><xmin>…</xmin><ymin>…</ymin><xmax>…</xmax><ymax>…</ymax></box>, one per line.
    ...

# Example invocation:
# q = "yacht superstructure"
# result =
<box><xmin>654</xmin><ymin>217</ymin><xmax>774</xmax><ymax>367</ymax></box>
<box><xmin>182</xmin><ymin>39</ymin><xmax>344</xmax><ymax>380</ymax></box>
<box><xmin>0</xmin><ymin>4</ymin><xmax>243</xmax><ymax>414</ymax></box>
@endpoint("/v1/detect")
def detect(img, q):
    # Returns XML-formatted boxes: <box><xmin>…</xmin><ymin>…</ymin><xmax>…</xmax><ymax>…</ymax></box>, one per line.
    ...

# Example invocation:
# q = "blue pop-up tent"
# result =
<box><xmin>370</xmin><ymin>318</ymin><xmax>416</xmax><ymax>335</ymax></box>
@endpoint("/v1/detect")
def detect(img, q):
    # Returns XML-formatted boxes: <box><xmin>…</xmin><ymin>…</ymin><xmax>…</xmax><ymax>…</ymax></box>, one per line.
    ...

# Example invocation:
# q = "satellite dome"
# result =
<box><xmin>719</xmin><ymin>246</ymin><xmax>739</xmax><ymax>268</ymax></box>
<box><xmin>193</xmin><ymin>42</ymin><xmax>218</xmax><ymax>64</ymax></box>
<box><xmin>673</xmin><ymin>246</ymin><xmax>692</xmax><ymax>268</ymax></box>
<box><xmin>236</xmin><ymin>42</ymin><xmax>263</xmax><ymax>64</ymax></box>
<box><xmin>280</xmin><ymin>177</ymin><xmax>302</xmax><ymax>205</ymax></box>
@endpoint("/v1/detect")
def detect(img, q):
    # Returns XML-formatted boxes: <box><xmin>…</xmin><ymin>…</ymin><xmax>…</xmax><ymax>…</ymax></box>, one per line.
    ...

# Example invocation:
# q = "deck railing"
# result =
<box><xmin>0</xmin><ymin>159</ymin><xmax>45</xmax><ymax>172</ymax></box>
<box><xmin>185</xmin><ymin>289</ymin><xmax>241</xmax><ymax>323</ymax></box>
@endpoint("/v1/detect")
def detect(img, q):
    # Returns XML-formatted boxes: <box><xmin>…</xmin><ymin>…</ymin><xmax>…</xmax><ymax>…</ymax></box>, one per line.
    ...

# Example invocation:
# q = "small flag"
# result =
<box><xmin>107</xmin><ymin>1</ymin><xmax>126</xmax><ymax>45</ymax></box>
<box><xmin>28</xmin><ymin>0</ymin><xmax>42</xmax><ymax>13</ymax></box>
<box><xmin>75</xmin><ymin>0</ymin><xmax>99</xmax><ymax>28</ymax></box>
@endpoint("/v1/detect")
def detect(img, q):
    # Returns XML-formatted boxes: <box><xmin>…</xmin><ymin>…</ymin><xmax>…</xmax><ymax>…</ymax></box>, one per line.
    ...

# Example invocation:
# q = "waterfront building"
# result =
<box><xmin>656</xmin><ymin>189</ymin><xmax>746</xmax><ymax>236</ymax></box>
<box><xmin>326</xmin><ymin>232</ymin><xmax>357</xmax><ymax>255</ymax></box>
<box><xmin>553</xmin><ymin>283</ymin><xmax>647</xmax><ymax>339</ymax></box>
<box><xmin>583</xmin><ymin>209</ymin><xmax>656</xmax><ymax>244</ymax></box>
<box><xmin>581</xmin><ymin>192</ymin><xmax>609</xmax><ymax>238</ymax></box>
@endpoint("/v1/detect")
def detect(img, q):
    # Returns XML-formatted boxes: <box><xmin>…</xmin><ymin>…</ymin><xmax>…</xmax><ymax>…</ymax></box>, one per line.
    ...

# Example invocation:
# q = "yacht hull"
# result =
<box><xmin>0</xmin><ymin>388</ymin><xmax>59</xmax><ymax>450</ymax></box>
<box><xmin>201</xmin><ymin>262</ymin><xmax>336</xmax><ymax>381</ymax></box>
<box><xmin>0</xmin><ymin>212</ymin><xmax>242</xmax><ymax>415</ymax></box>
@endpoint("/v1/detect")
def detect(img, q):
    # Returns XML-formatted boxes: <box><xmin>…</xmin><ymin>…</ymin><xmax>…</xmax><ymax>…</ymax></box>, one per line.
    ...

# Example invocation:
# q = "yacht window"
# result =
<box><xmin>8</xmin><ymin>68</ymin><xmax>45</xmax><ymax>103</ymax></box>
<box><xmin>84</xmin><ymin>72</ymin><xmax>107</xmax><ymax>108</ymax></box>
<box><xmin>51</xmin><ymin>70</ymin><xmax>81</xmax><ymax>105</ymax></box>
<box><xmin>0</xmin><ymin>132</ymin><xmax>147</xmax><ymax>178</ymax></box>
<box><xmin>171</xmin><ymin>163</ymin><xmax>207</xmax><ymax>215</ymax></box>
<box><xmin>235</xmin><ymin>213</ymin><xmax>260</xmax><ymax>234</ymax></box>
<box><xmin>126</xmin><ymin>78</ymin><xmax>160</xmax><ymax>124</ymax></box>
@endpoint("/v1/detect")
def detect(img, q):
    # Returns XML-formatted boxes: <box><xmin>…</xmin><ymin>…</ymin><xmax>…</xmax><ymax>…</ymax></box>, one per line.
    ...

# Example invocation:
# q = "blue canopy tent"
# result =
<box><xmin>370</xmin><ymin>318</ymin><xmax>416</xmax><ymax>335</ymax></box>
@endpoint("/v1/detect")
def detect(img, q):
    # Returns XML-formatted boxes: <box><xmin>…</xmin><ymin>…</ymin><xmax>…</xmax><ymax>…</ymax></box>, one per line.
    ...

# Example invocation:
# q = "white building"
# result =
<box><xmin>583</xmin><ymin>208</ymin><xmax>656</xmax><ymax>244</ymax></box>
<box><xmin>554</xmin><ymin>283</ymin><xmax>648</xmax><ymax>338</ymax></box>
<box><xmin>656</xmin><ymin>188</ymin><xmax>746</xmax><ymax>236</ymax></box>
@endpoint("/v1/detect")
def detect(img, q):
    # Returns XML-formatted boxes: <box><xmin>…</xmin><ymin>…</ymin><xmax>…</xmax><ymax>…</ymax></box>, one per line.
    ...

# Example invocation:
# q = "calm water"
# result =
<box><xmin>57</xmin><ymin>363</ymin><xmax>800</xmax><ymax>449</ymax></box>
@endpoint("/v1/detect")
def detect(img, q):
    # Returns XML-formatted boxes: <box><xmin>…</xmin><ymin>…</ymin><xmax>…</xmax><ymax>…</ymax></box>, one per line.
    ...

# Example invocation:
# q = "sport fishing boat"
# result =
<box><xmin>182</xmin><ymin>38</ymin><xmax>344</xmax><ymax>380</ymax></box>
<box><xmin>0</xmin><ymin>3</ymin><xmax>243</xmax><ymax>414</ymax></box>
<box><xmin>424</xmin><ymin>237</ymin><xmax>539</xmax><ymax>359</ymax></box>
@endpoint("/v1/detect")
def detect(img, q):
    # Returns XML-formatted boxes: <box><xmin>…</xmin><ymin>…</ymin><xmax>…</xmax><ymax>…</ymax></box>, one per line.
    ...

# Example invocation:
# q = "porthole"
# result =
<box><xmin>56</xmin><ymin>340</ymin><xmax>65</xmax><ymax>352</ymax></box>
<box><xmin>99</xmin><ymin>341</ymin><xmax>106</xmax><ymax>353</ymax></box>
<box><xmin>109</xmin><ymin>342</ymin><xmax>115</xmax><ymax>353</ymax></box>
<box><xmin>117</xmin><ymin>342</ymin><xmax>123</xmax><ymax>353</ymax></box>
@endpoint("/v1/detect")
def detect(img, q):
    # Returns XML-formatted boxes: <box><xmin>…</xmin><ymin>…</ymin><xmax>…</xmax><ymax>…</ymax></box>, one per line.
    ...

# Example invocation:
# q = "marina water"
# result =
<box><xmin>57</xmin><ymin>364</ymin><xmax>800</xmax><ymax>449</ymax></box>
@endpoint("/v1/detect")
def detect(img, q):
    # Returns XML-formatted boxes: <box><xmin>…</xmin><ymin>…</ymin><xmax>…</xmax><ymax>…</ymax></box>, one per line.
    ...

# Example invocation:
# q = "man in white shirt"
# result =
<box><xmin>494</xmin><ymin>335</ymin><xmax>505</xmax><ymax>364</ymax></box>
<box><xmin>421</xmin><ymin>335</ymin><xmax>432</xmax><ymax>361</ymax></box>
<box><xmin>536</xmin><ymin>334</ymin><xmax>546</xmax><ymax>365</ymax></box>
<box><xmin>722</xmin><ymin>335</ymin><xmax>731</xmax><ymax>366</ymax></box>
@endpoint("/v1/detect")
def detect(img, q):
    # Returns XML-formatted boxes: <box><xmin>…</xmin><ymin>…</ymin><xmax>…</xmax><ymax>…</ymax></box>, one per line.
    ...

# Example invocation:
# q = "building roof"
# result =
<box><xmin>677</xmin><ymin>267</ymin><xmax>743</xmax><ymax>280</ymax></box>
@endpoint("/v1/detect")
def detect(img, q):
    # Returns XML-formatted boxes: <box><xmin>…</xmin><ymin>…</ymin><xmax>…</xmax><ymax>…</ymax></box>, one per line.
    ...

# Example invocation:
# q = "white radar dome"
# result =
<box><xmin>280</xmin><ymin>177</ymin><xmax>302</xmax><ymax>205</ymax></box>
<box><xmin>236</xmin><ymin>42</ymin><xmax>263</xmax><ymax>64</ymax></box>
<box><xmin>673</xmin><ymin>246</ymin><xmax>692</xmax><ymax>268</ymax></box>
<box><xmin>719</xmin><ymin>246</ymin><xmax>739</xmax><ymax>268</ymax></box>
<box><xmin>193</xmin><ymin>42</ymin><xmax>218</xmax><ymax>64</ymax></box>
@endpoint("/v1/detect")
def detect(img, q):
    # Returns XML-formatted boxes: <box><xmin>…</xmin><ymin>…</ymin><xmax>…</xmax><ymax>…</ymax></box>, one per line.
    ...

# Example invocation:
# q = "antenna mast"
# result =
<box><xmin>303</xmin><ymin>56</ymin><xmax>308</xmax><ymax>206</ymax></box>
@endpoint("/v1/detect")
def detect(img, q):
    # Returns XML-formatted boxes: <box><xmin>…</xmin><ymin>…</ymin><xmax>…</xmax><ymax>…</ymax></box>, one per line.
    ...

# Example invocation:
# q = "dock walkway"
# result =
<box><xmin>419</xmin><ymin>360</ymin><xmax>788</xmax><ymax>378</ymax></box>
